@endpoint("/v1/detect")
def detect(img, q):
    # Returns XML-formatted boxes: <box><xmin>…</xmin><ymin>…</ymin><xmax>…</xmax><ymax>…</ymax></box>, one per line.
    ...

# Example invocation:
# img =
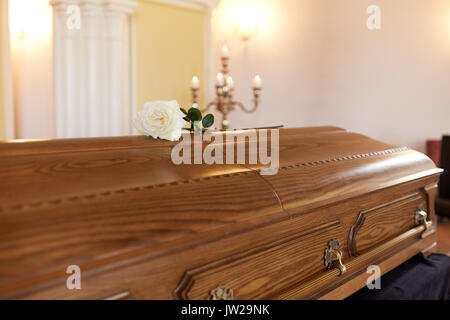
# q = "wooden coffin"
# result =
<box><xmin>0</xmin><ymin>127</ymin><xmax>442</xmax><ymax>299</ymax></box>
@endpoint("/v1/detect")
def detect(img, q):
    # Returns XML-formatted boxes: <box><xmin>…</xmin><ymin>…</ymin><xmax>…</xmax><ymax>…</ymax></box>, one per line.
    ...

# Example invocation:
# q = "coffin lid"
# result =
<box><xmin>0</xmin><ymin>127</ymin><xmax>442</xmax><ymax>290</ymax></box>
<box><xmin>0</xmin><ymin>126</ymin><xmax>440</xmax><ymax>209</ymax></box>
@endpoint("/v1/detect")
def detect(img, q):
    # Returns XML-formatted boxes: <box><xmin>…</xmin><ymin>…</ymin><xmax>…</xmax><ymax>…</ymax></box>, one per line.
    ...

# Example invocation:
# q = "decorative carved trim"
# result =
<box><xmin>104</xmin><ymin>0</ymin><xmax>138</xmax><ymax>14</ymax></box>
<box><xmin>173</xmin><ymin>220</ymin><xmax>340</xmax><ymax>300</ymax></box>
<box><xmin>279</xmin><ymin>225</ymin><xmax>428</xmax><ymax>299</ymax></box>
<box><xmin>421</xmin><ymin>184</ymin><xmax>439</xmax><ymax>238</ymax></box>
<box><xmin>0</xmin><ymin>147</ymin><xmax>411</xmax><ymax>213</ymax></box>
<box><xmin>423</xmin><ymin>183</ymin><xmax>438</xmax><ymax>215</ymax></box>
<box><xmin>50</xmin><ymin>0</ymin><xmax>138</xmax><ymax>10</ymax></box>
<box><xmin>279</xmin><ymin>147</ymin><xmax>409</xmax><ymax>171</ymax></box>
<box><xmin>348</xmin><ymin>212</ymin><xmax>366</xmax><ymax>257</ymax></box>
<box><xmin>148</xmin><ymin>0</ymin><xmax>219</xmax><ymax>10</ymax></box>
<box><xmin>348</xmin><ymin>192</ymin><xmax>421</xmax><ymax>257</ymax></box>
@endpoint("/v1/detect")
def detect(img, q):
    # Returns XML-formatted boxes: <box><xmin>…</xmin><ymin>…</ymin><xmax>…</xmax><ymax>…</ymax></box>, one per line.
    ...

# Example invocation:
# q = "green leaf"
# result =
<box><xmin>180</xmin><ymin>107</ymin><xmax>188</xmax><ymax>115</ymax></box>
<box><xmin>187</xmin><ymin>108</ymin><xmax>202</xmax><ymax>122</ymax></box>
<box><xmin>202</xmin><ymin>114</ymin><xmax>214</xmax><ymax>128</ymax></box>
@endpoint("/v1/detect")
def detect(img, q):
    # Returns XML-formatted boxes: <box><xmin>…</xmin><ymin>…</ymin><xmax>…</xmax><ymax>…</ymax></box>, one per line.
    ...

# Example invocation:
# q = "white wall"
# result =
<box><xmin>10</xmin><ymin>0</ymin><xmax>54</xmax><ymax>139</ymax></box>
<box><xmin>212</xmin><ymin>0</ymin><xmax>450</xmax><ymax>152</ymax></box>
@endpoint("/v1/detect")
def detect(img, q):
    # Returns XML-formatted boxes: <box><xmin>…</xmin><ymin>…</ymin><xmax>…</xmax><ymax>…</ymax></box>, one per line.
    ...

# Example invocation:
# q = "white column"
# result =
<box><xmin>50</xmin><ymin>0</ymin><xmax>137</xmax><ymax>138</ymax></box>
<box><xmin>51</xmin><ymin>1</ymin><xmax>66</xmax><ymax>138</ymax></box>
<box><xmin>81</xmin><ymin>1</ymin><xmax>103</xmax><ymax>137</ymax></box>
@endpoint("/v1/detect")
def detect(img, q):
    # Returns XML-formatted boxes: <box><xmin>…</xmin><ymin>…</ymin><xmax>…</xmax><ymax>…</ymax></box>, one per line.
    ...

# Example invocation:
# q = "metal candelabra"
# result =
<box><xmin>191</xmin><ymin>45</ymin><xmax>262</xmax><ymax>130</ymax></box>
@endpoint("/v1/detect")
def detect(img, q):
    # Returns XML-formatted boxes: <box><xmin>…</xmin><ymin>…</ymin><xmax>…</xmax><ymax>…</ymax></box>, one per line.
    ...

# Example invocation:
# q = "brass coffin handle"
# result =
<box><xmin>414</xmin><ymin>207</ymin><xmax>432</xmax><ymax>237</ymax></box>
<box><xmin>324</xmin><ymin>239</ymin><xmax>347</xmax><ymax>275</ymax></box>
<box><xmin>209</xmin><ymin>285</ymin><xmax>234</xmax><ymax>300</ymax></box>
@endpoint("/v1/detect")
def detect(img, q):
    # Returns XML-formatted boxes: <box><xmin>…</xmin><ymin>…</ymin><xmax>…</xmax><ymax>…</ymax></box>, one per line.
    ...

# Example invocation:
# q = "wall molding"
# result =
<box><xmin>149</xmin><ymin>0</ymin><xmax>219</xmax><ymax>10</ymax></box>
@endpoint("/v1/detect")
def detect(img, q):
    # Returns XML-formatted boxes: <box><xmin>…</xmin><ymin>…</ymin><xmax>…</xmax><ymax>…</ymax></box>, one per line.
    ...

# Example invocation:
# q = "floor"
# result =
<box><xmin>436</xmin><ymin>217</ymin><xmax>450</xmax><ymax>256</ymax></box>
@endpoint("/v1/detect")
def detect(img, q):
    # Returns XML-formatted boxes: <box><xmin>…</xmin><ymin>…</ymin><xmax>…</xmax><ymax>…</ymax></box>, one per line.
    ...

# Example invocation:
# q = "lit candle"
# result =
<box><xmin>191</xmin><ymin>76</ymin><xmax>199</xmax><ymax>89</ymax></box>
<box><xmin>221</xmin><ymin>45</ymin><xmax>229</xmax><ymax>58</ymax></box>
<box><xmin>253</xmin><ymin>75</ymin><xmax>262</xmax><ymax>89</ymax></box>
<box><xmin>216</xmin><ymin>72</ymin><xmax>224</xmax><ymax>86</ymax></box>
<box><xmin>226</xmin><ymin>76</ymin><xmax>234</xmax><ymax>89</ymax></box>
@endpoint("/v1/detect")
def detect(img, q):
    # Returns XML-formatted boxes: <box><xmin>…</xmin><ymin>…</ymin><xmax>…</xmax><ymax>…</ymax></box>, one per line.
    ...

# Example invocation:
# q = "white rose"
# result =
<box><xmin>134</xmin><ymin>100</ymin><xmax>186</xmax><ymax>141</ymax></box>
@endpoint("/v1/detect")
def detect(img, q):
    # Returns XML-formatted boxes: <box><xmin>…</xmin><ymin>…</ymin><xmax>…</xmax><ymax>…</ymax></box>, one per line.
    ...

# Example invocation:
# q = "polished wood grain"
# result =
<box><xmin>174</xmin><ymin>221</ymin><xmax>343</xmax><ymax>300</ymax></box>
<box><xmin>320</xmin><ymin>236</ymin><xmax>437</xmax><ymax>300</ymax></box>
<box><xmin>0</xmin><ymin>127</ymin><xmax>442</xmax><ymax>299</ymax></box>
<box><xmin>349</xmin><ymin>193</ymin><xmax>425</xmax><ymax>256</ymax></box>
<box><xmin>279</xmin><ymin>224</ymin><xmax>431</xmax><ymax>299</ymax></box>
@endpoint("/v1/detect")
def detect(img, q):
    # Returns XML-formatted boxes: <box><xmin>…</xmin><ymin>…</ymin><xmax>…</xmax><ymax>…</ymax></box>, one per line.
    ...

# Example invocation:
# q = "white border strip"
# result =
<box><xmin>1</xmin><ymin>0</ymin><xmax>14</xmax><ymax>139</ymax></box>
